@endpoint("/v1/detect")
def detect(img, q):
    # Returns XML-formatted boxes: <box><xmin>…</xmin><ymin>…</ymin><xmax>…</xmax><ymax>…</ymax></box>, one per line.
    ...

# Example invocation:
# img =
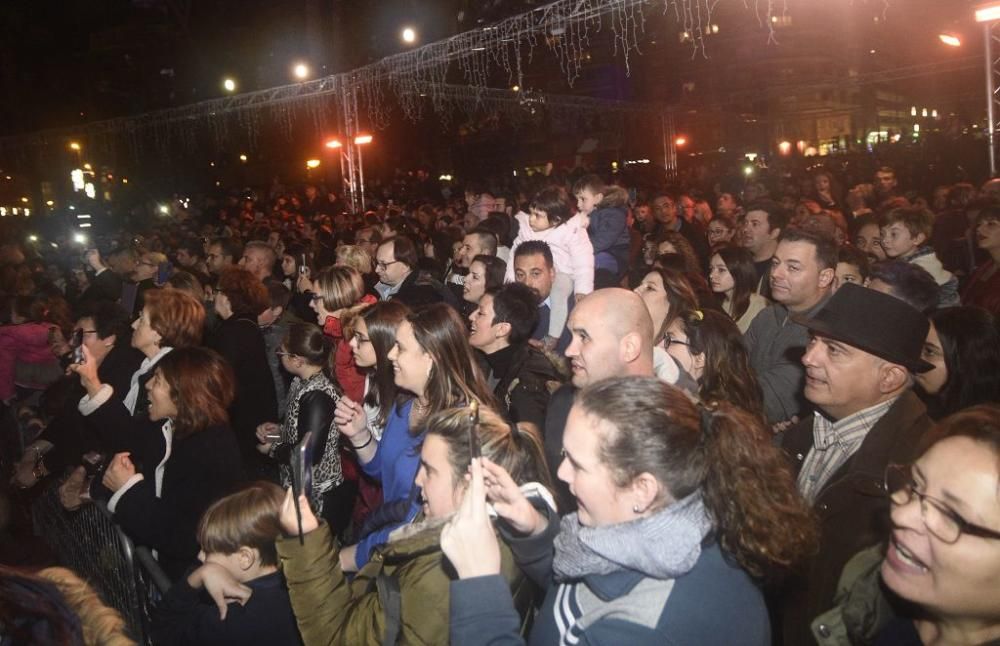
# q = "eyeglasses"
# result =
<box><xmin>310</xmin><ymin>293</ymin><xmax>323</xmax><ymax>302</ymax></box>
<box><xmin>375</xmin><ymin>260</ymin><xmax>400</xmax><ymax>271</ymax></box>
<box><xmin>352</xmin><ymin>332</ymin><xmax>371</xmax><ymax>345</ymax></box>
<box><xmin>884</xmin><ymin>463</ymin><xmax>1000</xmax><ymax>544</ymax></box>
<box><xmin>663</xmin><ymin>334</ymin><xmax>691</xmax><ymax>350</ymax></box>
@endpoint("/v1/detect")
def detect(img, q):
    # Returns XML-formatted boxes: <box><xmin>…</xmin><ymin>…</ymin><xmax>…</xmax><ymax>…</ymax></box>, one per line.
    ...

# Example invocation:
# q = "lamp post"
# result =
<box><xmin>977</xmin><ymin>3</ymin><xmax>1000</xmax><ymax>176</ymax></box>
<box><xmin>354</xmin><ymin>134</ymin><xmax>373</xmax><ymax>210</ymax></box>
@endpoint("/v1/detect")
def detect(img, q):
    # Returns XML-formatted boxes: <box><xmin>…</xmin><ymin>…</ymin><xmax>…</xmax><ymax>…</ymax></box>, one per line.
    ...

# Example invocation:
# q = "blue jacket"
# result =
<box><xmin>587</xmin><ymin>205</ymin><xmax>630</xmax><ymax>275</ymax></box>
<box><xmin>450</xmin><ymin>511</ymin><xmax>770</xmax><ymax>645</ymax></box>
<box><xmin>355</xmin><ymin>399</ymin><xmax>422</xmax><ymax>568</ymax></box>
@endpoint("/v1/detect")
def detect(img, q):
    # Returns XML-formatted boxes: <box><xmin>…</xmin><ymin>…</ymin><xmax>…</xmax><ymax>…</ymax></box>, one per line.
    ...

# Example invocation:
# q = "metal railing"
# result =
<box><xmin>31</xmin><ymin>482</ymin><xmax>171</xmax><ymax>646</ymax></box>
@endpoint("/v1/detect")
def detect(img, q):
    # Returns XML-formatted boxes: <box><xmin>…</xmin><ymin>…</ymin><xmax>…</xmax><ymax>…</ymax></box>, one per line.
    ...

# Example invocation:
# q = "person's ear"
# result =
<box><xmin>494</xmin><ymin>321</ymin><xmax>512</xmax><ymax>340</ymax></box>
<box><xmin>879</xmin><ymin>362</ymin><xmax>908</xmax><ymax>394</ymax></box>
<box><xmin>691</xmin><ymin>351</ymin><xmax>706</xmax><ymax>373</ymax></box>
<box><xmin>105</xmin><ymin>334</ymin><xmax>117</xmax><ymax>348</ymax></box>
<box><xmin>629</xmin><ymin>472</ymin><xmax>664</xmax><ymax>514</ymax></box>
<box><xmin>818</xmin><ymin>267</ymin><xmax>835</xmax><ymax>290</ymax></box>
<box><xmin>237</xmin><ymin>546</ymin><xmax>257</xmax><ymax>571</ymax></box>
<box><xmin>913</xmin><ymin>232</ymin><xmax>928</xmax><ymax>247</ymax></box>
<box><xmin>620</xmin><ymin>331</ymin><xmax>641</xmax><ymax>363</ymax></box>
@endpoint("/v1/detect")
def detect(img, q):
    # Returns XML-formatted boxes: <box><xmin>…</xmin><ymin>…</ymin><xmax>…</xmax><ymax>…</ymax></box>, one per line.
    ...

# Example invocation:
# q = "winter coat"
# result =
<box><xmin>777</xmin><ymin>391</ymin><xmax>932</xmax><ymax>646</ymax></box>
<box><xmin>506</xmin><ymin>213</ymin><xmax>595</xmax><ymax>295</ymax></box>
<box><xmin>276</xmin><ymin>518</ymin><xmax>524</xmax><ymax>646</ymax></box>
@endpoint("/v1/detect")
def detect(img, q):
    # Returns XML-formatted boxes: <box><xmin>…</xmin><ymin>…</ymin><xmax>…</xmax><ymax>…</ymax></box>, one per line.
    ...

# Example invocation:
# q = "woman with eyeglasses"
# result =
<box><xmin>255</xmin><ymin>322</ymin><xmax>351</xmax><ymax>535</ymax></box>
<box><xmin>11</xmin><ymin>302</ymin><xmax>142</xmax><ymax>490</ymax></box>
<box><xmin>333</xmin><ymin>303</ymin><xmax>496</xmax><ymax>572</ymax></box>
<box><xmin>632</xmin><ymin>267</ymin><xmax>701</xmax><ymax>389</ymax></box>
<box><xmin>310</xmin><ymin>266</ymin><xmax>375</xmax><ymax>403</ymax></box>
<box><xmin>815</xmin><ymin>404</ymin><xmax>1000</xmax><ymax>645</ymax></box>
<box><xmin>662</xmin><ymin>309</ymin><xmax>765</xmax><ymax>421</ymax></box>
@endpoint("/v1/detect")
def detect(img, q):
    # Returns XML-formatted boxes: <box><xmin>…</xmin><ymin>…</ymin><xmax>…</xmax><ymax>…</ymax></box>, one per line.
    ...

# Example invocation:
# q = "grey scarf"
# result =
<box><xmin>552</xmin><ymin>492</ymin><xmax>712</xmax><ymax>581</ymax></box>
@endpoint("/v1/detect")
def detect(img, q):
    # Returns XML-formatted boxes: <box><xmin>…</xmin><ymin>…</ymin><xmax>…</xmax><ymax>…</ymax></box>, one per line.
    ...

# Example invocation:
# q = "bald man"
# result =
<box><xmin>543</xmin><ymin>288</ymin><xmax>656</xmax><ymax>510</ymax></box>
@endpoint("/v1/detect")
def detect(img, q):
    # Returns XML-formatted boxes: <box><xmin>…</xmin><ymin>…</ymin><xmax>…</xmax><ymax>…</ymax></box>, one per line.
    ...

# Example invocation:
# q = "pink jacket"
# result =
<box><xmin>0</xmin><ymin>322</ymin><xmax>59</xmax><ymax>400</ymax></box>
<box><xmin>506</xmin><ymin>212</ymin><xmax>595</xmax><ymax>294</ymax></box>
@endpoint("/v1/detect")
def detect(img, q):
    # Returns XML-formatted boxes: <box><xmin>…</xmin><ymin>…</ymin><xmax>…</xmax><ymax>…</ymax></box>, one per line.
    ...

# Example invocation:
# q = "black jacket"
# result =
<box><xmin>208</xmin><ymin>314</ymin><xmax>279</xmax><ymax>471</ymax></box>
<box><xmin>78</xmin><ymin>269</ymin><xmax>123</xmax><ymax>307</ymax></box>
<box><xmin>152</xmin><ymin>570</ymin><xmax>302</xmax><ymax>646</ymax></box>
<box><xmin>479</xmin><ymin>344</ymin><xmax>567</xmax><ymax>432</ymax></box>
<box><xmin>86</xmin><ymin>392</ymin><xmax>246</xmax><ymax>581</ymax></box>
<box><xmin>387</xmin><ymin>269</ymin><xmax>456</xmax><ymax>309</ymax></box>
<box><xmin>542</xmin><ymin>383</ymin><xmax>577</xmax><ymax>512</ymax></box>
<box><xmin>39</xmin><ymin>344</ymin><xmax>143</xmax><ymax>475</ymax></box>
<box><xmin>777</xmin><ymin>390</ymin><xmax>932</xmax><ymax>646</ymax></box>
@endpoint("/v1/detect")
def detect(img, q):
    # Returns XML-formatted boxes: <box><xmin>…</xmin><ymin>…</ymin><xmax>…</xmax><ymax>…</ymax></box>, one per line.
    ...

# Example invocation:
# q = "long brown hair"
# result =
<box><xmin>360</xmin><ymin>301</ymin><xmax>410</xmax><ymax>428</ymax></box>
<box><xmin>677</xmin><ymin>309</ymin><xmax>765</xmax><ymax>420</ymax></box>
<box><xmin>407</xmin><ymin>304</ymin><xmax>496</xmax><ymax>430</ymax></box>
<box><xmin>577</xmin><ymin>377</ymin><xmax>817</xmax><ymax>580</ymax></box>
<box><xmin>156</xmin><ymin>347</ymin><xmax>235</xmax><ymax>439</ymax></box>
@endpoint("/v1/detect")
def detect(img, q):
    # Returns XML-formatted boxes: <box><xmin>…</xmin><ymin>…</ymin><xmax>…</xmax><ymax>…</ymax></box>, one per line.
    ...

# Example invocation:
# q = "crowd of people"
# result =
<box><xmin>0</xmin><ymin>161</ymin><xmax>998</xmax><ymax>645</ymax></box>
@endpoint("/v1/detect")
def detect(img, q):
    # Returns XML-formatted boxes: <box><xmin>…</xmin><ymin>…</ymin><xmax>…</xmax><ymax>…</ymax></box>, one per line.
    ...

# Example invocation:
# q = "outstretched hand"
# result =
<box><xmin>441</xmin><ymin>457</ymin><xmax>501</xmax><ymax>580</ymax></box>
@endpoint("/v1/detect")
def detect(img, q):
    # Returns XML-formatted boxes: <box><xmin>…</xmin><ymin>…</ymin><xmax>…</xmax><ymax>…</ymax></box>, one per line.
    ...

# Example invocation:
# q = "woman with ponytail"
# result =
<box><xmin>443</xmin><ymin>377</ymin><xmax>816</xmax><ymax>645</ymax></box>
<box><xmin>255</xmin><ymin>322</ymin><xmax>351</xmax><ymax>534</ymax></box>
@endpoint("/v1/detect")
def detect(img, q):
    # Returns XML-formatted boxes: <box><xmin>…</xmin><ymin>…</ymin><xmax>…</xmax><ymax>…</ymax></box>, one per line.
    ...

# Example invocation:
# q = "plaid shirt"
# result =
<box><xmin>797</xmin><ymin>398</ymin><xmax>898</xmax><ymax>503</ymax></box>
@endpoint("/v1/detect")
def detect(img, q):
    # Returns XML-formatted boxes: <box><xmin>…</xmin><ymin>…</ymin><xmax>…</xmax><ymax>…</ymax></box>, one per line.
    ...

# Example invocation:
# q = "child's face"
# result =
<box><xmin>879</xmin><ymin>222</ymin><xmax>924</xmax><ymax>259</ymax></box>
<box><xmin>529</xmin><ymin>208</ymin><xmax>553</xmax><ymax>232</ymax></box>
<box><xmin>575</xmin><ymin>189</ymin><xmax>602</xmax><ymax>217</ymax></box>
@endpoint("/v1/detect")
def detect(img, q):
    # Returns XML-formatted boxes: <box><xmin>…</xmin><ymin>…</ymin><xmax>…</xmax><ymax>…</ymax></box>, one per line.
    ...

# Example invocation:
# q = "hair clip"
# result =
<box><xmin>692</xmin><ymin>309</ymin><xmax>704</xmax><ymax>321</ymax></box>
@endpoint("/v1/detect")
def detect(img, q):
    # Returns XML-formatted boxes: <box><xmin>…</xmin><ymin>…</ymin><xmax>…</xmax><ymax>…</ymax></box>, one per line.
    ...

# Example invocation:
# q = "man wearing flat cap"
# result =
<box><xmin>775</xmin><ymin>282</ymin><xmax>934</xmax><ymax>645</ymax></box>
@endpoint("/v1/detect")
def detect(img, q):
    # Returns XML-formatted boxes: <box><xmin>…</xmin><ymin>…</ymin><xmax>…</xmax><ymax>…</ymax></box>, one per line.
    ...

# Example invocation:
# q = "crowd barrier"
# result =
<box><xmin>31</xmin><ymin>482</ymin><xmax>171</xmax><ymax>645</ymax></box>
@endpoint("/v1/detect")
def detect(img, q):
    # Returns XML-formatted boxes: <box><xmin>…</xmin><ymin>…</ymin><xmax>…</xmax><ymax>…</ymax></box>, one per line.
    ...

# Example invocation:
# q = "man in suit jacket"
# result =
<box><xmin>512</xmin><ymin>241</ymin><xmax>571</xmax><ymax>353</ymax></box>
<box><xmin>776</xmin><ymin>284</ymin><xmax>935</xmax><ymax>645</ymax></box>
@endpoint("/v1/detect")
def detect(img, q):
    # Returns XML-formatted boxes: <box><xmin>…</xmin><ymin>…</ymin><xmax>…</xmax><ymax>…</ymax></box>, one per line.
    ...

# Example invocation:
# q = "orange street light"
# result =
<box><xmin>939</xmin><ymin>32</ymin><xmax>962</xmax><ymax>47</ymax></box>
<box><xmin>325</xmin><ymin>139</ymin><xmax>343</xmax><ymax>149</ymax></box>
<box><xmin>306</xmin><ymin>159</ymin><xmax>321</xmax><ymax>169</ymax></box>
<box><xmin>354</xmin><ymin>134</ymin><xmax>374</xmax><ymax>145</ymax></box>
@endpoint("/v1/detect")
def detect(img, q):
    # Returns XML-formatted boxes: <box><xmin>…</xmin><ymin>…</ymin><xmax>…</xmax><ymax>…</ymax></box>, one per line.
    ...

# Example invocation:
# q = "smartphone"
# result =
<box><xmin>72</xmin><ymin>345</ymin><xmax>85</xmax><ymax>365</ymax></box>
<box><xmin>156</xmin><ymin>260</ymin><xmax>173</xmax><ymax>285</ymax></box>
<box><xmin>299</xmin><ymin>254</ymin><xmax>308</xmax><ymax>274</ymax></box>
<box><xmin>290</xmin><ymin>431</ymin><xmax>315</xmax><ymax>544</ymax></box>
<box><xmin>467</xmin><ymin>401</ymin><xmax>481</xmax><ymax>460</ymax></box>
<box><xmin>265</xmin><ymin>432</ymin><xmax>282</xmax><ymax>441</ymax></box>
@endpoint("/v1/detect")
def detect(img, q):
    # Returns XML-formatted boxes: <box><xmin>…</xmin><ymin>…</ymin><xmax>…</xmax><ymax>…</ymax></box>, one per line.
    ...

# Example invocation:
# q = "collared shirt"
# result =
<box><xmin>123</xmin><ymin>346</ymin><xmax>172</xmax><ymax>414</ymax></box>
<box><xmin>797</xmin><ymin>397</ymin><xmax>899</xmax><ymax>503</ymax></box>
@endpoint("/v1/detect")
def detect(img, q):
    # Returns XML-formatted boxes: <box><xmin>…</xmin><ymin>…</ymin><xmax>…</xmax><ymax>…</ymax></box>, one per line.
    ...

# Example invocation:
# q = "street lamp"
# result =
<box><xmin>354</xmin><ymin>134</ymin><xmax>373</xmax><ymax>209</ymax></box>
<box><xmin>401</xmin><ymin>27</ymin><xmax>417</xmax><ymax>44</ymax></box>
<box><xmin>325</xmin><ymin>139</ymin><xmax>342</xmax><ymax>149</ymax></box>
<box><xmin>306</xmin><ymin>159</ymin><xmax>321</xmax><ymax>169</ymax></box>
<box><xmin>222</xmin><ymin>77</ymin><xmax>237</xmax><ymax>93</ymax></box>
<box><xmin>69</xmin><ymin>142</ymin><xmax>81</xmax><ymax>151</ymax></box>
<box><xmin>293</xmin><ymin>63</ymin><xmax>310</xmax><ymax>80</ymax></box>
<box><xmin>939</xmin><ymin>32</ymin><xmax>962</xmax><ymax>47</ymax></box>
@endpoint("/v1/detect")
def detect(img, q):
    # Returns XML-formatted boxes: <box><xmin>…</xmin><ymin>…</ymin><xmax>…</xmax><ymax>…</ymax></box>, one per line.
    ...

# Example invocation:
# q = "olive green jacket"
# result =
<box><xmin>277</xmin><ymin>519</ymin><xmax>524</xmax><ymax>645</ymax></box>
<box><xmin>811</xmin><ymin>544</ymin><xmax>897</xmax><ymax>645</ymax></box>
